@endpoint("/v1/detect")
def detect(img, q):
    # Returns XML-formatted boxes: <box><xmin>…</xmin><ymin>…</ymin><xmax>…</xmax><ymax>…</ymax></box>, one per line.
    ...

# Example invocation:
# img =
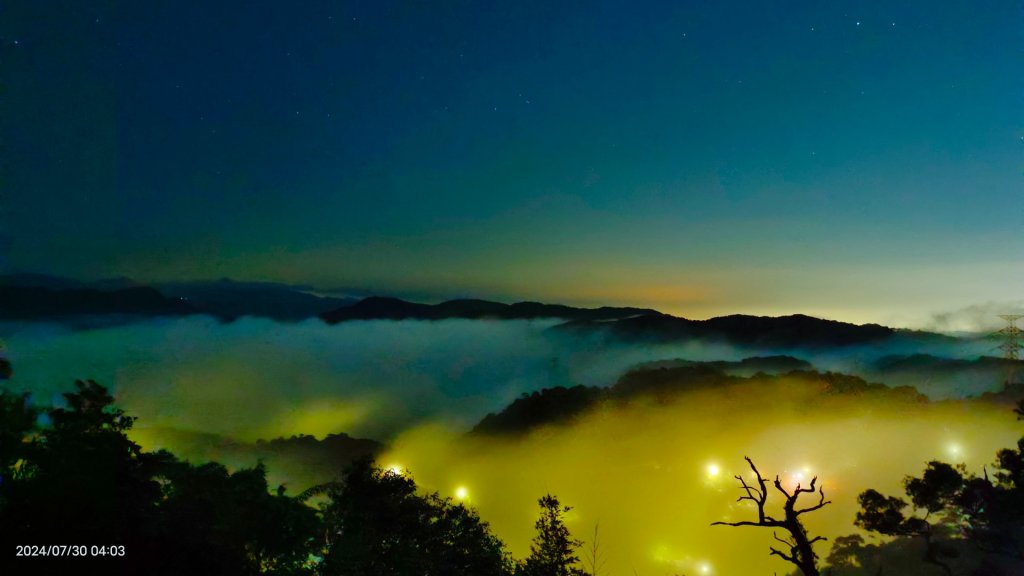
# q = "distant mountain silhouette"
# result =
<box><xmin>555</xmin><ymin>313</ymin><xmax>897</xmax><ymax>348</ymax></box>
<box><xmin>0</xmin><ymin>273</ymin><xmax>140</xmax><ymax>291</ymax></box>
<box><xmin>0</xmin><ymin>273</ymin><xmax>88</xmax><ymax>290</ymax></box>
<box><xmin>0</xmin><ymin>274</ymin><xmax>357</xmax><ymax>321</ymax></box>
<box><xmin>471</xmin><ymin>365</ymin><xmax>925</xmax><ymax>437</ymax></box>
<box><xmin>320</xmin><ymin>296</ymin><xmax>661</xmax><ymax>323</ymax></box>
<box><xmin>0</xmin><ymin>274</ymin><xmax>964</xmax><ymax>353</ymax></box>
<box><xmin>87</xmin><ymin>276</ymin><xmax>142</xmax><ymax>290</ymax></box>
<box><xmin>629</xmin><ymin>355</ymin><xmax>812</xmax><ymax>376</ymax></box>
<box><xmin>868</xmin><ymin>354</ymin><xmax>1024</xmax><ymax>393</ymax></box>
<box><xmin>158</xmin><ymin>279</ymin><xmax>358</xmax><ymax>321</ymax></box>
<box><xmin>872</xmin><ymin>353</ymin><xmax>1022</xmax><ymax>372</ymax></box>
<box><xmin>0</xmin><ymin>285</ymin><xmax>195</xmax><ymax>319</ymax></box>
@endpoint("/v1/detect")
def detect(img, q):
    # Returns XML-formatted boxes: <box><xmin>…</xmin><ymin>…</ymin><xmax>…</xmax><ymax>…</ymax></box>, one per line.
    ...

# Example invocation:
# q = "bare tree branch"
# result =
<box><xmin>712</xmin><ymin>457</ymin><xmax>832</xmax><ymax>576</ymax></box>
<box><xmin>712</xmin><ymin>520</ymin><xmax>784</xmax><ymax>528</ymax></box>
<box><xmin>769</xmin><ymin>546</ymin><xmax>796</xmax><ymax>563</ymax></box>
<box><xmin>796</xmin><ymin>487</ymin><xmax>831</xmax><ymax>516</ymax></box>
<box><xmin>773</xmin><ymin>475</ymin><xmax>793</xmax><ymax>500</ymax></box>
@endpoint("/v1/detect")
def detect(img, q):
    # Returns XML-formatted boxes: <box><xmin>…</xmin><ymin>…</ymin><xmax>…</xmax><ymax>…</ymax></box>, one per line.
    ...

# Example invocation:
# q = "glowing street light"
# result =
<box><xmin>946</xmin><ymin>442</ymin><xmax>963</xmax><ymax>460</ymax></box>
<box><xmin>706</xmin><ymin>463</ymin><xmax>721</xmax><ymax>478</ymax></box>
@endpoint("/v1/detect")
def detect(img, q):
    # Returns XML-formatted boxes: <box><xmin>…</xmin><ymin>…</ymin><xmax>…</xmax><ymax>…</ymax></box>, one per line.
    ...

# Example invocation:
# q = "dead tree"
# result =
<box><xmin>712</xmin><ymin>456</ymin><xmax>832</xmax><ymax>576</ymax></box>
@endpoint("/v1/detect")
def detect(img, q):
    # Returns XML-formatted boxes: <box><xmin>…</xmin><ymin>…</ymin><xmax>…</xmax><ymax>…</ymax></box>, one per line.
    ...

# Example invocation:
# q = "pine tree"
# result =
<box><xmin>519</xmin><ymin>494</ymin><xmax>588</xmax><ymax>576</ymax></box>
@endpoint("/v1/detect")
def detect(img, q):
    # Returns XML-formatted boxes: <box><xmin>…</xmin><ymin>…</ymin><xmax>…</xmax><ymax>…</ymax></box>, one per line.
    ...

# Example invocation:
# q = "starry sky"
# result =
<box><xmin>3</xmin><ymin>1</ymin><xmax>1023</xmax><ymax>324</ymax></box>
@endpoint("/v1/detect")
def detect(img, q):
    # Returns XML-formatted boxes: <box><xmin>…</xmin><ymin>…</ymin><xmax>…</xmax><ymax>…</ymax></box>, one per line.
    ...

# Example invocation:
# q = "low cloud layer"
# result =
<box><xmin>925</xmin><ymin>300</ymin><xmax>1024</xmax><ymax>333</ymax></box>
<box><xmin>0</xmin><ymin>316</ymin><xmax>1006</xmax><ymax>442</ymax></box>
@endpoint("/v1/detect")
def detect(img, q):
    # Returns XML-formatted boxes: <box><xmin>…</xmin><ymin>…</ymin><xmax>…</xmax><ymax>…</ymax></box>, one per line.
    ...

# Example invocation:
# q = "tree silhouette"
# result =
<box><xmin>0</xmin><ymin>339</ymin><xmax>10</xmax><ymax>380</ymax></box>
<box><xmin>855</xmin><ymin>469</ymin><xmax>960</xmax><ymax>576</ymax></box>
<box><xmin>519</xmin><ymin>494</ymin><xmax>588</xmax><ymax>576</ymax></box>
<box><xmin>0</xmin><ymin>379</ymin><xmax>321</xmax><ymax>575</ymax></box>
<box><xmin>157</xmin><ymin>460</ymin><xmax>320</xmax><ymax>575</ymax></box>
<box><xmin>320</xmin><ymin>457</ymin><xmax>510</xmax><ymax>576</ymax></box>
<box><xmin>849</xmin><ymin>401</ymin><xmax>1024</xmax><ymax>575</ymax></box>
<box><xmin>0</xmin><ymin>389</ymin><xmax>34</xmax><ymax>473</ymax></box>
<box><xmin>712</xmin><ymin>457</ymin><xmax>831</xmax><ymax>576</ymax></box>
<box><xmin>1</xmin><ymin>380</ymin><xmax>169</xmax><ymax>549</ymax></box>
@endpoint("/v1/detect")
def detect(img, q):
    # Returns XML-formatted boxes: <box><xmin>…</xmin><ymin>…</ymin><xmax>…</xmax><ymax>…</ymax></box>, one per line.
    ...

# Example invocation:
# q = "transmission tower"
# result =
<box><xmin>995</xmin><ymin>314</ymin><xmax>1023</xmax><ymax>360</ymax></box>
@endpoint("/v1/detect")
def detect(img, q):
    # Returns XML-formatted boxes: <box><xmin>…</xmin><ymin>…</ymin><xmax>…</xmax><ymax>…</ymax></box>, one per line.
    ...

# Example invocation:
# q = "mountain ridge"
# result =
<box><xmin>0</xmin><ymin>274</ymin><xmax>962</xmax><ymax>352</ymax></box>
<box><xmin>319</xmin><ymin>296</ymin><xmax>662</xmax><ymax>323</ymax></box>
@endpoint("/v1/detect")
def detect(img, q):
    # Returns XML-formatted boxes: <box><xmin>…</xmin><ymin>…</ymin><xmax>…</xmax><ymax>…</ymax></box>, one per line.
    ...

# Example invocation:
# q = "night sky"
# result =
<box><xmin>4</xmin><ymin>1</ymin><xmax>1023</xmax><ymax>323</ymax></box>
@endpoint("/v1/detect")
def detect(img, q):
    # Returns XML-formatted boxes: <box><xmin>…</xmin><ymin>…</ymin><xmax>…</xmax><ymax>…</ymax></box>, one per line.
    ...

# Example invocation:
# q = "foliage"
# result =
<box><xmin>157</xmin><ymin>460</ymin><xmax>320</xmax><ymax>575</ymax></box>
<box><xmin>0</xmin><ymin>378</ymin><xmax>592</xmax><ymax>576</ymax></box>
<box><xmin>0</xmin><ymin>380</ymin><xmax>320</xmax><ymax>575</ymax></box>
<box><xmin>320</xmin><ymin>457</ymin><xmax>511</xmax><ymax>576</ymax></box>
<box><xmin>0</xmin><ymin>389</ymin><xmax>35</xmax><ymax>473</ymax></box>
<box><xmin>518</xmin><ymin>494</ymin><xmax>588</xmax><ymax>576</ymax></box>
<box><xmin>843</xmin><ymin>402</ymin><xmax>1024</xmax><ymax>575</ymax></box>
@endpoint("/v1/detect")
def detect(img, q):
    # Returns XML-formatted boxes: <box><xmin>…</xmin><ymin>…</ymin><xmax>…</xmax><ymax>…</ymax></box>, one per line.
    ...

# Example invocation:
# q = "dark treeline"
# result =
<box><xmin>0</xmin><ymin>379</ymin><xmax>587</xmax><ymax>576</ymax></box>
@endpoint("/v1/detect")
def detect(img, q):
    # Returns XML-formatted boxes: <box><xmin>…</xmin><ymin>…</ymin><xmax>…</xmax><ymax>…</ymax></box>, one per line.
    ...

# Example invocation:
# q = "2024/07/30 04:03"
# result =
<box><xmin>15</xmin><ymin>545</ymin><xmax>126</xmax><ymax>557</ymax></box>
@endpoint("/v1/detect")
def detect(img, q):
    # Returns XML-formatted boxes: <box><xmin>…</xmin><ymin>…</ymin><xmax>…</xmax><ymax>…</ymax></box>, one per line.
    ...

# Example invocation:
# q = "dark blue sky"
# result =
<box><xmin>3</xmin><ymin>1</ymin><xmax>1023</xmax><ymax>322</ymax></box>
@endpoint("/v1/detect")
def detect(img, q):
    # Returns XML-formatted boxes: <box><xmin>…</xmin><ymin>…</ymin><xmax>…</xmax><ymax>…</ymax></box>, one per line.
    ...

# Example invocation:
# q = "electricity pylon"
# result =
<box><xmin>996</xmin><ymin>314</ymin><xmax>1023</xmax><ymax>360</ymax></box>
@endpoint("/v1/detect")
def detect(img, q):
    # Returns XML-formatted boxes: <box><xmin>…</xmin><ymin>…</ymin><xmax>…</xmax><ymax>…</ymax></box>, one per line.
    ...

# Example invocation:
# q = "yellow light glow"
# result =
<box><xmin>706</xmin><ymin>463</ymin><xmax>721</xmax><ymax>477</ymax></box>
<box><xmin>946</xmin><ymin>442</ymin><xmax>963</xmax><ymax>459</ymax></box>
<box><xmin>454</xmin><ymin>486</ymin><xmax>469</xmax><ymax>500</ymax></box>
<box><xmin>698</xmin><ymin>561</ymin><xmax>713</xmax><ymax>574</ymax></box>
<box><xmin>386</xmin><ymin>464</ymin><xmax>404</xmax><ymax>476</ymax></box>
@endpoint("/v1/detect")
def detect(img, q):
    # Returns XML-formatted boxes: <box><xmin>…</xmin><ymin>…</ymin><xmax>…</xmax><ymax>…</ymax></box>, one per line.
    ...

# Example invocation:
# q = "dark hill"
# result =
<box><xmin>555</xmin><ymin>313</ymin><xmax>895</xmax><ymax>348</ymax></box>
<box><xmin>158</xmin><ymin>279</ymin><xmax>358</xmax><ymax>321</ymax></box>
<box><xmin>629</xmin><ymin>355</ymin><xmax>812</xmax><ymax>376</ymax></box>
<box><xmin>703</xmin><ymin>314</ymin><xmax>893</xmax><ymax>347</ymax></box>
<box><xmin>867</xmin><ymin>354</ymin><xmax>1024</xmax><ymax>394</ymax></box>
<box><xmin>0</xmin><ymin>273</ymin><xmax>87</xmax><ymax>290</ymax></box>
<box><xmin>322</xmin><ymin>297</ymin><xmax>435</xmax><ymax>321</ymax></box>
<box><xmin>0</xmin><ymin>274</ymin><xmax>358</xmax><ymax>321</ymax></box>
<box><xmin>872</xmin><ymin>354</ymin><xmax>1022</xmax><ymax>372</ymax></box>
<box><xmin>612</xmin><ymin>364</ymin><xmax>740</xmax><ymax>401</ymax></box>
<box><xmin>471</xmin><ymin>385</ymin><xmax>607</xmax><ymax>436</ymax></box>
<box><xmin>471</xmin><ymin>365</ymin><xmax>924</xmax><ymax>437</ymax></box>
<box><xmin>321</xmin><ymin>297</ymin><xmax>661</xmax><ymax>323</ymax></box>
<box><xmin>0</xmin><ymin>285</ymin><xmax>195</xmax><ymax>319</ymax></box>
